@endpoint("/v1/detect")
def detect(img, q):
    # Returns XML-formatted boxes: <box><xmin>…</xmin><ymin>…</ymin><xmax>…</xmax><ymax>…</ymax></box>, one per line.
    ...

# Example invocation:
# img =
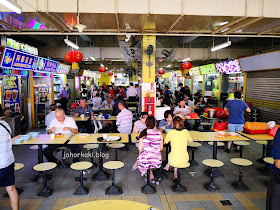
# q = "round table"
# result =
<box><xmin>63</xmin><ymin>200</ymin><xmax>159</xmax><ymax>210</ymax></box>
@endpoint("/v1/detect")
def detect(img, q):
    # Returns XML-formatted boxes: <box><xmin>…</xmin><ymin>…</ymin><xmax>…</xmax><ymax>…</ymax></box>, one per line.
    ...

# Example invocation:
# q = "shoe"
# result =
<box><xmin>225</xmin><ymin>149</ymin><xmax>230</xmax><ymax>153</ymax></box>
<box><xmin>235</xmin><ymin>149</ymin><xmax>240</xmax><ymax>153</ymax></box>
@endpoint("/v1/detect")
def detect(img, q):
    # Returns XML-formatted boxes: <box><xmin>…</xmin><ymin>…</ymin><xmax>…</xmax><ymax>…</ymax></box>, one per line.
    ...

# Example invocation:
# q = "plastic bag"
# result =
<box><xmin>267</xmin><ymin>121</ymin><xmax>276</xmax><ymax>129</ymax></box>
<box><xmin>214</xmin><ymin>121</ymin><xmax>228</xmax><ymax>131</ymax></box>
<box><xmin>268</xmin><ymin>126</ymin><xmax>280</xmax><ymax>137</ymax></box>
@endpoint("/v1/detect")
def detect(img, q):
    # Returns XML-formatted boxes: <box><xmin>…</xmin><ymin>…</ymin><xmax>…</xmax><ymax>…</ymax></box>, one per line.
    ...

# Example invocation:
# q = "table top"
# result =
<box><xmin>70</xmin><ymin>116</ymin><xmax>90</xmax><ymax>121</ymax></box>
<box><xmin>238</xmin><ymin>132</ymin><xmax>274</xmax><ymax>141</ymax></box>
<box><xmin>191</xmin><ymin>132</ymin><xmax>249</xmax><ymax>142</ymax></box>
<box><xmin>201</xmin><ymin>115</ymin><xmax>218</xmax><ymax>120</ymax></box>
<box><xmin>68</xmin><ymin>133</ymin><xmax>129</xmax><ymax>144</ymax></box>
<box><xmin>92</xmin><ymin>107</ymin><xmax>113</xmax><ymax>111</ymax></box>
<box><xmin>63</xmin><ymin>200</ymin><xmax>159</xmax><ymax>210</ymax></box>
<box><xmin>12</xmin><ymin>134</ymin><xmax>72</xmax><ymax>145</ymax></box>
<box><xmin>95</xmin><ymin>116</ymin><xmax>117</xmax><ymax>121</ymax></box>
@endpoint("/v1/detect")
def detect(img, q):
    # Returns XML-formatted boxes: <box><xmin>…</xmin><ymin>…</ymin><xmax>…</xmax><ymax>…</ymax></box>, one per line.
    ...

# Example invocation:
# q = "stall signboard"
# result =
<box><xmin>199</xmin><ymin>64</ymin><xmax>217</xmax><ymax>74</ymax></box>
<box><xmin>3</xmin><ymin>76</ymin><xmax>20</xmax><ymax>112</ymax></box>
<box><xmin>35</xmin><ymin>57</ymin><xmax>59</xmax><ymax>73</ymax></box>
<box><xmin>1</xmin><ymin>48</ymin><xmax>38</xmax><ymax>70</ymax></box>
<box><xmin>189</xmin><ymin>67</ymin><xmax>200</xmax><ymax>76</ymax></box>
<box><xmin>82</xmin><ymin>70</ymin><xmax>100</xmax><ymax>78</ymax></box>
<box><xmin>1</xmin><ymin>69</ymin><xmax>29</xmax><ymax>76</ymax></box>
<box><xmin>75</xmin><ymin>76</ymin><xmax>80</xmax><ymax>89</ymax></box>
<box><xmin>56</xmin><ymin>63</ymin><xmax>70</xmax><ymax>74</ymax></box>
<box><xmin>174</xmin><ymin>70</ymin><xmax>182</xmax><ymax>77</ymax></box>
<box><xmin>215</xmin><ymin>59</ymin><xmax>241</xmax><ymax>74</ymax></box>
<box><xmin>6</xmin><ymin>38</ymin><xmax>38</xmax><ymax>55</ymax></box>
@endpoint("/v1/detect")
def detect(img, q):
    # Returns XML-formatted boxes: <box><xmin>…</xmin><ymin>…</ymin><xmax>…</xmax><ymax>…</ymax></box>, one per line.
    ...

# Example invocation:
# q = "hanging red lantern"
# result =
<box><xmin>155</xmin><ymin>75</ymin><xmax>157</xmax><ymax>78</ymax></box>
<box><xmin>181</xmin><ymin>62</ymin><xmax>192</xmax><ymax>70</ymax></box>
<box><xmin>114</xmin><ymin>75</ymin><xmax>117</xmax><ymax>78</ymax></box>
<box><xmin>158</xmin><ymin>69</ymin><xmax>165</xmax><ymax>75</ymax></box>
<box><xmin>64</xmin><ymin>50</ymin><xmax>83</xmax><ymax>63</ymax></box>
<box><xmin>98</xmin><ymin>67</ymin><xmax>106</xmax><ymax>73</ymax></box>
<box><xmin>108</xmin><ymin>72</ymin><xmax>113</xmax><ymax>76</ymax></box>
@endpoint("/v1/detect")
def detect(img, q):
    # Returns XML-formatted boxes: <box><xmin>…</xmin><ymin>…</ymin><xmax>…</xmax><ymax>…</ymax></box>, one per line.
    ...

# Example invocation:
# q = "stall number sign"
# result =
<box><xmin>189</xmin><ymin>67</ymin><xmax>200</xmax><ymax>76</ymax></box>
<box><xmin>56</xmin><ymin>63</ymin><xmax>70</xmax><ymax>74</ymax></box>
<box><xmin>3</xmin><ymin>76</ymin><xmax>20</xmax><ymax>112</ymax></box>
<box><xmin>199</xmin><ymin>64</ymin><xmax>217</xmax><ymax>74</ymax></box>
<box><xmin>1</xmin><ymin>48</ymin><xmax>38</xmax><ymax>70</ymax></box>
<box><xmin>6</xmin><ymin>38</ymin><xmax>38</xmax><ymax>55</ymax></box>
<box><xmin>216</xmin><ymin>59</ymin><xmax>241</xmax><ymax>74</ymax></box>
<box><xmin>36</xmin><ymin>57</ymin><xmax>59</xmax><ymax>73</ymax></box>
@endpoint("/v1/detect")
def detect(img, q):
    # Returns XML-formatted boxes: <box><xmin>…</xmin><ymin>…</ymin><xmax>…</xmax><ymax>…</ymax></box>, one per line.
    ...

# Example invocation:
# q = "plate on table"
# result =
<box><xmin>78</xmin><ymin>133</ymin><xmax>89</xmax><ymax>137</ymax></box>
<box><xmin>214</xmin><ymin>134</ymin><xmax>226</xmax><ymax>138</ymax></box>
<box><xmin>106</xmin><ymin>136</ymin><xmax>121</xmax><ymax>141</ymax></box>
<box><xmin>55</xmin><ymin>133</ymin><xmax>63</xmax><ymax>138</ymax></box>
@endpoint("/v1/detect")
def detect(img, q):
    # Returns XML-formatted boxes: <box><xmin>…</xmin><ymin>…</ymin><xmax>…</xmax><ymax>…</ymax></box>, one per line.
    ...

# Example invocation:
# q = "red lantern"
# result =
<box><xmin>98</xmin><ymin>67</ymin><xmax>106</xmax><ymax>73</ymax></box>
<box><xmin>64</xmin><ymin>50</ymin><xmax>83</xmax><ymax>63</ymax></box>
<box><xmin>181</xmin><ymin>62</ymin><xmax>192</xmax><ymax>70</ymax></box>
<box><xmin>155</xmin><ymin>75</ymin><xmax>157</xmax><ymax>78</ymax></box>
<box><xmin>114</xmin><ymin>75</ymin><xmax>117</xmax><ymax>78</ymax></box>
<box><xmin>158</xmin><ymin>69</ymin><xmax>165</xmax><ymax>75</ymax></box>
<box><xmin>108</xmin><ymin>72</ymin><xmax>113</xmax><ymax>76</ymax></box>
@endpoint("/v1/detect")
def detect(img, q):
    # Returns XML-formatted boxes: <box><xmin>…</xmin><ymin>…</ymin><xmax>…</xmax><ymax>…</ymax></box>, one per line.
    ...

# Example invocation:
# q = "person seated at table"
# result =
<box><xmin>101</xmin><ymin>98</ymin><xmax>114</xmax><ymax>109</ymax></box>
<box><xmin>137</xmin><ymin>116</ymin><xmax>163</xmax><ymax>180</ymax></box>
<box><xmin>117</xmin><ymin>86</ymin><xmax>125</xmax><ymax>98</ymax></box>
<box><xmin>74</xmin><ymin>99</ymin><xmax>95</xmax><ymax>120</ymax></box>
<box><xmin>159</xmin><ymin>110</ymin><xmax>173</xmax><ymax>133</ymax></box>
<box><xmin>90</xmin><ymin>85</ymin><xmax>98</xmax><ymax>98</ymax></box>
<box><xmin>108</xmin><ymin>85</ymin><xmax>115</xmax><ymax>100</ymax></box>
<box><xmin>163</xmin><ymin>116</ymin><xmax>193</xmax><ymax>180</ymax></box>
<box><xmin>115</xmin><ymin>100</ymin><xmax>133</xmax><ymax>134</ymax></box>
<box><xmin>45</xmin><ymin>109</ymin><xmax>81</xmax><ymax>164</ymax></box>
<box><xmin>92</xmin><ymin>93</ymin><xmax>102</xmax><ymax>108</ymax></box>
<box><xmin>45</xmin><ymin>104</ymin><xmax>60</xmax><ymax>131</ymax></box>
<box><xmin>173</xmin><ymin>98</ymin><xmax>192</xmax><ymax>116</ymax></box>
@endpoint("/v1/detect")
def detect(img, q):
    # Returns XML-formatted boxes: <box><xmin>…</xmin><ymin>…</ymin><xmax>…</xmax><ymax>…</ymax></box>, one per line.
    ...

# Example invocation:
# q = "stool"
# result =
<box><xmin>201</xmin><ymin>122</ymin><xmax>211</xmax><ymax>131</ymax></box>
<box><xmin>256</xmin><ymin>141</ymin><xmax>267</xmax><ymax>164</ymax></box>
<box><xmin>141</xmin><ymin>167</ymin><xmax>156</xmax><ymax>194</ymax></box>
<box><xmin>188</xmin><ymin>142</ymin><xmax>202</xmax><ymax>166</ymax></box>
<box><xmin>233</xmin><ymin>141</ymin><xmax>250</xmax><ymax>158</ymax></box>
<box><xmin>71</xmin><ymin>161</ymin><xmax>93</xmax><ymax>195</ymax></box>
<box><xmin>170</xmin><ymin>162</ymin><xmax>190</xmax><ymax>192</ymax></box>
<box><xmin>33</xmin><ymin>162</ymin><xmax>57</xmax><ymax>197</ymax></box>
<box><xmin>208</xmin><ymin>142</ymin><xmax>225</xmax><ymax>147</ymax></box>
<box><xmin>83</xmin><ymin>144</ymin><xmax>99</xmax><ymax>167</ymax></box>
<box><xmin>202</xmin><ymin>159</ymin><xmax>224</xmax><ymax>192</ymax></box>
<box><xmin>57</xmin><ymin>147</ymin><xmax>70</xmax><ymax>169</ymax></box>
<box><xmin>3</xmin><ymin>163</ymin><xmax>24</xmax><ymax>198</ymax></box>
<box><xmin>263</xmin><ymin>157</ymin><xmax>274</xmax><ymax>187</ymax></box>
<box><xmin>103</xmin><ymin>161</ymin><xmax>124</xmax><ymax>195</ymax></box>
<box><xmin>108</xmin><ymin>143</ymin><xmax>125</xmax><ymax>161</ymax></box>
<box><xmin>230</xmin><ymin>158</ymin><xmax>253</xmax><ymax>190</ymax></box>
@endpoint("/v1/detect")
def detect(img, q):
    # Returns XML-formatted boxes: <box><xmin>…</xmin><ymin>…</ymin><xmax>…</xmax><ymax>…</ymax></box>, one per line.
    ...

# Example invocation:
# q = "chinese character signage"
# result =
<box><xmin>56</xmin><ymin>63</ymin><xmax>70</xmax><ymax>74</ymax></box>
<box><xmin>6</xmin><ymin>38</ymin><xmax>38</xmax><ymax>55</ymax></box>
<box><xmin>3</xmin><ymin>76</ymin><xmax>20</xmax><ymax>112</ymax></box>
<box><xmin>1</xmin><ymin>48</ymin><xmax>38</xmax><ymax>70</ymax></box>
<box><xmin>189</xmin><ymin>67</ymin><xmax>201</xmax><ymax>76</ymax></box>
<box><xmin>1</xmin><ymin>69</ymin><xmax>29</xmax><ymax>76</ymax></box>
<box><xmin>199</xmin><ymin>64</ymin><xmax>217</xmax><ymax>74</ymax></box>
<box><xmin>35</xmin><ymin>57</ymin><xmax>59</xmax><ymax>73</ymax></box>
<box><xmin>215</xmin><ymin>59</ymin><xmax>241</xmax><ymax>74</ymax></box>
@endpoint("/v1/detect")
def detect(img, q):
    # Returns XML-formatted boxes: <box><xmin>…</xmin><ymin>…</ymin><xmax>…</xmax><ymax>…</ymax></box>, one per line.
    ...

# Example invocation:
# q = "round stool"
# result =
<box><xmin>103</xmin><ymin>161</ymin><xmax>124</xmax><ymax>195</ymax></box>
<box><xmin>83</xmin><ymin>144</ymin><xmax>99</xmax><ymax>168</ymax></box>
<box><xmin>188</xmin><ymin>142</ymin><xmax>202</xmax><ymax>166</ymax></box>
<box><xmin>230</xmin><ymin>158</ymin><xmax>253</xmax><ymax>190</ymax></box>
<box><xmin>108</xmin><ymin>143</ymin><xmax>125</xmax><ymax>161</ymax></box>
<box><xmin>33</xmin><ymin>162</ymin><xmax>57</xmax><ymax>197</ymax></box>
<box><xmin>233</xmin><ymin>141</ymin><xmax>250</xmax><ymax>158</ymax></box>
<box><xmin>71</xmin><ymin>161</ymin><xmax>93</xmax><ymax>195</ymax></box>
<box><xmin>202</xmin><ymin>159</ymin><xmax>224</xmax><ymax>192</ymax></box>
<box><xmin>264</xmin><ymin>157</ymin><xmax>274</xmax><ymax>165</ymax></box>
<box><xmin>201</xmin><ymin>122</ymin><xmax>211</xmax><ymax>131</ymax></box>
<box><xmin>256</xmin><ymin>141</ymin><xmax>267</xmax><ymax>164</ymax></box>
<box><xmin>30</xmin><ymin>145</ymin><xmax>48</xmax><ymax>150</ymax></box>
<box><xmin>208</xmin><ymin>142</ymin><xmax>225</xmax><ymax>147</ymax></box>
<box><xmin>57</xmin><ymin>147</ymin><xmax>70</xmax><ymax>169</ymax></box>
<box><xmin>170</xmin><ymin>162</ymin><xmax>190</xmax><ymax>192</ymax></box>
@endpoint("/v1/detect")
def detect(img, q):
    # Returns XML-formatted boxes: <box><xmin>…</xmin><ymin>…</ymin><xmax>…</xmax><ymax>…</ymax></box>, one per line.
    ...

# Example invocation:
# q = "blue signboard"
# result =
<box><xmin>0</xmin><ymin>48</ymin><xmax>38</xmax><ymax>70</ymax></box>
<box><xmin>35</xmin><ymin>57</ymin><xmax>59</xmax><ymax>73</ymax></box>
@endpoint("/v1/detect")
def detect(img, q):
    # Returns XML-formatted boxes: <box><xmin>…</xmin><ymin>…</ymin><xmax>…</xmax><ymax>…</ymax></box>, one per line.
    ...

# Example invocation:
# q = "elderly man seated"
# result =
<box><xmin>101</xmin><ymin>98</ymin><xmax>114</xmax><ymax>109</ymax></box>
<box><xmin>43</xmin><ymin>109</ymin><xmax>81</xmax><ymax>165</ymax></box>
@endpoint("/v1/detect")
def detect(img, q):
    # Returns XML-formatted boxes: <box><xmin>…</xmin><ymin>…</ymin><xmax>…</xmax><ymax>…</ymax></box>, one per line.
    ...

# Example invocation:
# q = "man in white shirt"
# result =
<box><xmin>44</xmin><ymin>109</ymin><xmax>80</xmax><ymax>164</ymax></box>
<box><xmin>126</xmin><ymin>82</ymin><xmax>138</xmax><ymax>101</ymax></box>
<box><xmin>173</xmin><ymin>98</ymin><xmax>192</xmax><ymax>130</ymax></box>
<box><xmin>45</xmin><ymin>104</ymin><xmax>59</xmax><ymax>131</ymax></box>
<box><xmin>116</xmin><ymin>100</ymin><xmax>133</xmax><ymax>134</ymax></box>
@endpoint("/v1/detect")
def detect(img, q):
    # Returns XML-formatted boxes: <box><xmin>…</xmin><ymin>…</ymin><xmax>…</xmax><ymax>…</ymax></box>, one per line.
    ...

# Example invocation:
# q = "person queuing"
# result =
<box><xmin>59</xmin><ymin>86</ymin><xmax>68</xmax><ymax>114</ymax></box>
<box><xmin>115</xmin><ymin>100</ymin><xmax>133</xmax><ymax>134</ymax></box>
<box><xmin>163</xmin><ymin>116</ymin><xmax>193</xmax><ymax>180</ymax></box>
<box><xmin>0</xmin><ymin>117</ymin><xmax>19</xmax><ymax>210</ymax></box>
<box><xmin>126</xmin><ymin>82</ymin><xmax>138</xmax><ymax>101</ymax></box>
<box><xmin>224</xmin><ymin>91</ymin><xmax>251</xmax><ymax>153</ymax></box>
<box><xmin>158</xmin><ymin>110</ymin><xmax>173</xmax><ymax>133</ymax></box>
<box><xmin>45</xmin><ymin>109</ymin><xmax>80</xmax><ymax>164</ymax></box>
<box><xmin>101</xmin><ymin>98</ymin><xmax>114</xmax><ymax>109</ymax></box>
<box><xmin>137</xmin><ymin>116</ymin><xmax>163</xmax><ymax>181</ymax></box>
<box><xmin>65</xmin><ymin>84</ymin><xmax>71</xmax><ymax>100</ymax></box>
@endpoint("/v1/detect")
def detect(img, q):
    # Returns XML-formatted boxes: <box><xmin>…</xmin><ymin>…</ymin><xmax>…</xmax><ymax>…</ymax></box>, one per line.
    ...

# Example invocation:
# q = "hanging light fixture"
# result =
<box><xmin>0</xmin><ymin>0</ymin><xmax>22</xmax><ymax>14</ymax></box>
<box><xmin>211</xmin><ymin>37</ymin><xmax>231</xmax><ymax>52</ymax></box>
<box><xmin>75</xmin><ymin>0</ymin><xmax>87</xmax><ymax>32</ymax></box>
<box><xmin>64</xmin><ymin>37</ymin><xmax>79</xmax><ymax>50</ymax></box>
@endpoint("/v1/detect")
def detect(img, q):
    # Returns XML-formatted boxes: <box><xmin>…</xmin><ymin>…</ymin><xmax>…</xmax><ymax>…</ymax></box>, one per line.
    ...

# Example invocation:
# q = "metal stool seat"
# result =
<box><xmin>57</xmin><ymin>147</ymin><xmax>70</xmax><ymax>169</ymax></box>
<box><xmin>188</xmin><ymin>142</ymin><xmax>202</xmax><ymax>166</ymax></box>
<box><xmin>103</xmin><ymin>161</ymin><xmax>124</xmax><ymax>195</ymax></box>
<box><xmin>233</xmin><ymin>141</ymin><xmax>250</xmax><ymax>158</ymax></box>
<box><xmin>83</xmin><ymin>144</ymin><xmax>99</xmax><ymax>168</ymax></box>
<box><xmin>208</xmin><ymin>142</ymin><xmax>225</xmax><ymax>147</ymax></box>
<box><xmin>108</xmin><ymin>143</ymin><xmax>125</xmax><ymax>161</ymax></box>
<box><xmin>170</xmin><ymin>162</ymin><xmax>190</xmax><ymax>192</ymax></box>
<box><xmin>256</xmin><ymin>141</ymin><xmax>267</xmax><ymax>164</ymax></box>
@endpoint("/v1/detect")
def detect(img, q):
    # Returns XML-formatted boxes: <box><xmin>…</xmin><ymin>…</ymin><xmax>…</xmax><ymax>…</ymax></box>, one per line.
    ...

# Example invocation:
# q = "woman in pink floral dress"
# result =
<box><xmin>137</xmin><ymin>116</ymin><xmax>163</xmax><ymax>180</ymax></box>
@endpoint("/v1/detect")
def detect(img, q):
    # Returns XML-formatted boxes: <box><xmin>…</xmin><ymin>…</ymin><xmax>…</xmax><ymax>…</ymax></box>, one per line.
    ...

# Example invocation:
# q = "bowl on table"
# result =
<box><xmin>228</xmin><ymin>132</ymin><xmax>238</xmax><ymax>136</ymax></box>
<box><xmin>21</xmin><ymin>135</ymin><xmax>30</xmax><ymax>141</ymax></box>
<box><xmin>28</xmin><ymin>132</ymin><xmax>40</xmax><ymax>139</ymax></box>
<box><xmin>14</xmin><ymin>138</ymin><xmax>24</xmax><ymax>144</ymax></box>
<box><xmin>217</xmin><ymin>131</ymin><xmax>226</xmax><ymax>136</ymax></box>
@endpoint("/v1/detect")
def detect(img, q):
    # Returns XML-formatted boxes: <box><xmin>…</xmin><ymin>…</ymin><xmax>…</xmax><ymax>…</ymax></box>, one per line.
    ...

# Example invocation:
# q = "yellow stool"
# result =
<box><xmin>188</xmin><ymin>142</ymin><xmax>202</xmax><ymax>166</ymax></box>
<box><xmin>108</xmin><ymin>143</ymin><xmax>125</xmax><ymax>161</ymax></box>
<box><xmin>33</xmin><ymin>162</ymin><xmax>57</xmax><ymax>197</ymax></box>
<box><xmin>57</xmin><ymin>147</ymin><xmax>70</xmax><ymax>169</ymax></box>
<box><xmin>202</xmin><ymin>159</ymin><xmax>224</xmax><ymax>192</ymax></box>
<box><xmin>170</xmin><ymin>162</ymin><xmax>190</xmax><ymax>192</ymax></box>
<box><xmin>103</xmin><ymin>161</ymin><xmax>124</xmax><ymax>195</ymax></box>
<box><xmin>83</xmin><ymin>144</ymin><xmax>99</xmax><ymax>168</ymax></box>
<box><xmin>264</xmin><ymin>157</ymin><xmax>274</xmax><ymax>165</ymax></box>
<box><xmin>230</xmin><ymin>158</ymin><xmax>253</xmax><ymax>190</ymax></box>
<box><xmin>256</xmin><ymin>141</ymin><xmax>268</xmax><ymax>163</ymax></box>
<box><xmin>71</xmin><ymin>161</ymin><xmax>93</xmax><ymax>195</ymax></box>
<box><xmin>201</xmin><ymin>122</ymin><xmax>211</xmax><ymax>131</ymax></box>
<box><xmin>233</xmin><ymin>141</ymin><xmax>250</xmax><ymax>158</ymax></box>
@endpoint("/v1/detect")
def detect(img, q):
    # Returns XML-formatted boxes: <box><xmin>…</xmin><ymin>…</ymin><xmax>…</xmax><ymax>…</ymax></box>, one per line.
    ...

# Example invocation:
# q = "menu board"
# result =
<box><xmin>6</xmin><ymin>38</ymin><xmax>38</xmax><ymax>55</ymax></box>
<box><xmin>35</xmin><ymin>57</ymin><xmax>59</xmax><ymax>73</ymax></box>
<box><xmin>215</xmin><ymin>59</ymin><xmax>241</xmax><ymax>74</ymax></box>
<box><xmin>3</xmin><ymin>76</ymin><xmax>20</xmax><ymax>112</ymax></box>
<box><xmin>1</xmin><ymin>69</ymin><xmax>29</xmax><ymax>76</ymax></box>
<box><xmin>1</xmin><ymin>48</ymin><xmax>38</xmax><ymax>70</ymax></box>
<box><xmin>189</xmin><ymin>67</ymin><xmax>200</xmax><ymax>76</ymax></box>
<box><xmin>56</xmin><ymin>63</ymin><xmax>70</xmax><ymax>74</ymax></box>
<box><xmin>199</xmin><ymin>64</ymin><xmax>217</xmax><ymax>74</ymax></box>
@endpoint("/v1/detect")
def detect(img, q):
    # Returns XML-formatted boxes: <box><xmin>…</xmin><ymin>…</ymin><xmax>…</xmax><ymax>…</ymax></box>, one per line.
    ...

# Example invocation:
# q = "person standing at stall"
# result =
<box><xmin>65</xmin><ymin>84</ymin><xmax>71</xmax><ymax>100</ymax></box>
<box><xmin>224</xmin><ymin>91</ymin><xmax>251</xmax><ymax>153</ymax></box>
<box><xmin>59</xmin><ymin>86</ymin><xmax>68</xmax><ymax>114</ymax></box>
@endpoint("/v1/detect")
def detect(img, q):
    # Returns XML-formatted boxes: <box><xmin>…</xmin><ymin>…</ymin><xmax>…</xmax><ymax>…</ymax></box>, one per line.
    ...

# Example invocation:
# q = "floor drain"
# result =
<box><xmin>220</xmin><ymin>200</ymin><xmax>232</xmax><ymax>206</ymax></box>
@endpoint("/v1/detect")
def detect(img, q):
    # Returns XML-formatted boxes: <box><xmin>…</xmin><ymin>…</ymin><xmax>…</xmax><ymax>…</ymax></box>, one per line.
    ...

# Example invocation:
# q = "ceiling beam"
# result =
<box><xmin>222</xmin><ymin>17</ymin><xmax>263</xmax><ymax>35</ymax></box>
<box><xmin>258</xmin><ymin>25</ymin><xmax>280</xmax><ymax>35</ymax></box>
<box><xmin>0</xmin><ymin>20</ymin><xmax>21</xmax><ymax>32</ymax></box>
<box><xmin>141</xmin><ymin>13</ymin><xmax>150</xmax><ymax>33</ymax></box>
<box><xmin>166</xmin><ymin>14</ymin><xmax>184</xmax><ymax>34</ymax></box>
<box><xmin>37</xmin><ymin>12</ymin><xmax>64</xmax><ymax>33</ymax></box>
<box><xmin>47</xmin><ymin>13</ymin><xmax>72</xmax><ymax>32</ymax></box>
<box><xmin>212</xmin><ymin>17</ymin><xmax>245</xmax><ymax>34</ymax></box>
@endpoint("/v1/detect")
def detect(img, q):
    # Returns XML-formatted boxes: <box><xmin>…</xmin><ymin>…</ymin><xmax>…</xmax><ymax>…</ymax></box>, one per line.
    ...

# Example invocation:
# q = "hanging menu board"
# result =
<box><xmin>3</xmin><ymin>76</ymin><xmax>20</xmax><ymax>112</ymax></box>
<box><xmin>0</xmin><ymin>48</ymin><xmax>38</xmax><ymax>70</ymax></box>
<box><xmin>189</xmin><ymin>67</ymin><xmax>200</xmax><ymax>76</ymax></box>
<box><xmin>35</xmin><ymin>57</ymin><xmax>59</xmax><ymax>73</ymax></box>
<box><xmin>199</xmin><ymin>64</ymin><xmax>217</xmax><ymax>74</ymax></box>
<box><xmin>56</xmin><ymin>63</ymin><xmax>70</xmax><ymax>74</ymax></box>
<box><xmin>215</xmin><ymin>59</ymin><xmax>241</xmax><ymax>74</ymax></box>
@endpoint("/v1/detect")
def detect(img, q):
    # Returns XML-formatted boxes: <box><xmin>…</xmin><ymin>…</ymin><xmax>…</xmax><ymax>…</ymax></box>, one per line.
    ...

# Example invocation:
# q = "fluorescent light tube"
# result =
<box><xmin>0</xmin><ymin>0</ymin><xmax>22</xmax><ymax>14</ymax></box>
<box><xmin>182</xmin><ymin>57</ymin><xmax>190</xmax><ymax>62</ymax></box>
<box><xmin>90</xmin><ymin>56</ymin><xmax>96</xmax><ymax>61</ymax></box>
<box><xmin>64</xmin><ymin>39</ymin><xmax>79</xmax><ymax>50</ymax></box>
<box><xmin>211</xmin><ymin>41</ymin><xmax>231</xmax><ymax>52</ymax></box>
<box><xmin>166</xmin><ymin>65</ymin><xmax>171</xmax><ymax>68</ymax></box>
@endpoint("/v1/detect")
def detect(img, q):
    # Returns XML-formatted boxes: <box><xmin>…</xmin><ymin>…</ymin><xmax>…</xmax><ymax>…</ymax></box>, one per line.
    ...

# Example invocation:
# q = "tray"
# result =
<box><xmin>243</xmin><ymin>128</ymin><xmax>268</xmax><ymax>135</ymax></box>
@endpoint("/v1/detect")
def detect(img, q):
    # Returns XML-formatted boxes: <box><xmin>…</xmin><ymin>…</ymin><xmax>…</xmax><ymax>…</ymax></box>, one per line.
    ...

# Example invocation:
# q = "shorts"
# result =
<box><xmin>228</xmin><ymin>123</ymin><xmax>244</xmax><ymax>132</ymax></box>
<box><xmin>0</xmin><ymin>163</ymin><xmax>15</xmax><ymax>187</ymax></box>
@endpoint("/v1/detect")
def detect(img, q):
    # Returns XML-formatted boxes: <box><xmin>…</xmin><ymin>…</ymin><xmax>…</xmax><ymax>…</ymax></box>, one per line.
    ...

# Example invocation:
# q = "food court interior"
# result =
<box><xmin>0</xmin><ymin>0</ymin><xmax>280</xmax><ymax>209</ymax></box>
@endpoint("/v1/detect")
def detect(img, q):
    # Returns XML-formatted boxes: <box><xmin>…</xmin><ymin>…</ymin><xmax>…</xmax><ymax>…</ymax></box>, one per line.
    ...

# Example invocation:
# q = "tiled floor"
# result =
<box><xmin>0</xmin><ymin>128</ymin><xmax>270</xmax><ymax>209</ymax></box>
